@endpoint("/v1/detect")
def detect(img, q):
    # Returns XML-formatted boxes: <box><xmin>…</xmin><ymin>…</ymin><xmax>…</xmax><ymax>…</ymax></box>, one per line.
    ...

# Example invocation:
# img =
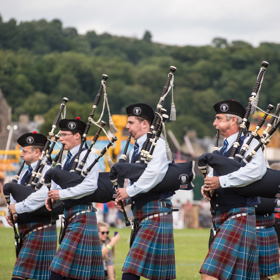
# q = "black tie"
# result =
<box><xmin>63</xmin><ymin>151</ymin><xmax>72</xmax><ymax>170</ymax></box>
<box><xmin>220</xmin><ymin>139</ymin><xmax>228</xmax><ymax>155</ymax></box>
<box><xmin>21</xmin><ymin>166</ymin><xmax>33</xmax><ymax>186</ymax></box>
<box><xmin>131</xmin><ymin>142</ymin><xmax>139</xmax><ymax>163</ymax></box>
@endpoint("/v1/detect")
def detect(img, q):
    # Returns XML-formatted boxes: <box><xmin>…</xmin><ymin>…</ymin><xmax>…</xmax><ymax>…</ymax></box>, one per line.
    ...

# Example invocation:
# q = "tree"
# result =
<box><xmin>14</xmin><ymin>92</ymin><xmax>51</xmax><ymax>119</ymax></box>
<box><xmin>231</xmin><ymin>40</ymin><xmax>252</xmax><ymax>48</ymax></box>
<box><xmin>142</xmin><ymin>31</ymin><xmax>152</xmax><ymax>43</ymax></box>
<box><xmin>212</xmin><ymin>37</ymin><xmax>228</xmax><ymax>48</ymax></box>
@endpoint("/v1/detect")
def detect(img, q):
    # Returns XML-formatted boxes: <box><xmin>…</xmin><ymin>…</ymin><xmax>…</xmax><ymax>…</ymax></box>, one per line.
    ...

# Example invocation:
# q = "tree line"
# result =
<box><xmin>1</xmin><ymin>16</ymin><xmax>280</xmax><ymax>142</ymax></box>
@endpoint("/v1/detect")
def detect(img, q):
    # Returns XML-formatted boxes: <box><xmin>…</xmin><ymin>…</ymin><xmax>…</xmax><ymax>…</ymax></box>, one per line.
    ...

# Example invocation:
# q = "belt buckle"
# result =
<box><xmin>161</xmin><ymin>201</ymin><xmax>167</xmax><ymax>208</ymax></box>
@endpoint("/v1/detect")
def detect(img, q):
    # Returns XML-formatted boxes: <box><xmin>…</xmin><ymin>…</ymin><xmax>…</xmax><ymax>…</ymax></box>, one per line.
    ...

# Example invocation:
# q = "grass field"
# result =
<box><xmin>0</xmin><ymin>227</ymin><xmax>210</xmax><ymax>280</ymax></box>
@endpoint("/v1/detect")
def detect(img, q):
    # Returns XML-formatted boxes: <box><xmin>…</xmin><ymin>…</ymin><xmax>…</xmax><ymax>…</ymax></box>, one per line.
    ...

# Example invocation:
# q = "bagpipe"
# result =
<box><xmin>3</xmin><ymin>98</ymin><xmax>69</xmax><ymax>256</ymax></box>
<box><xmin>4</xmin><ymin>75</ymin><xmax>120</xmax><ymax>218</ymax></box>
<box><xmin>198</xmin><ymin>61</ymin><xmax>280</xmax><ymax>199</ymax></box>
<box><xmin>40</xmin><ymin>74</ymin><xmax>120</xmax><ymax>205</ymax></box>
<box><xmin>27</xmin><ymin>97</ymin><xmax>69</xmax><ymax>188</ymax></box>
<box><xmin>70</xmin><ymin>74</ymin><xmax>111</xmax><ymax>172</ymax></box>
<box><xmin>43</xmin><ymin>136</ymin><xmax>118</xmax><ymax>204</ymax></box>
<box><xmin>109</xmin><ymin>66</ymin><xmax>195</xmax><ymax>196</ymax></box>
<box><xmin>3</xmin><ymin>97</ymin><xmax>70</xmax><ymax>217</ymax></box>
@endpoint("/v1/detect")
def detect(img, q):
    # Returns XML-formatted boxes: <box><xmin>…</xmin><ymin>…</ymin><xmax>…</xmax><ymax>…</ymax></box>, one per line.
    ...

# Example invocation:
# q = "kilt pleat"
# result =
<box><xmin>123</xmin><ymin>200</ymin><xmax>176</xmax><ymax>280</ymax></box>
<box><xmin>256</xmin><ymin>214</ymin><xmax>280</xmax><ymax>277</ymax></box>
<box><xmin>13</xmin><ymin>222</ymin><xmax>57</xmax><ymax>280</ymax></box>
<box><xmin>50</xmin><ymin>204</ymin><xmax>104</xmax><ymax>280</ymax></box>
<box><xmin>200</xmin><ymin>207</ymin><xmax>259</xmax><ymax>280</ymax></box>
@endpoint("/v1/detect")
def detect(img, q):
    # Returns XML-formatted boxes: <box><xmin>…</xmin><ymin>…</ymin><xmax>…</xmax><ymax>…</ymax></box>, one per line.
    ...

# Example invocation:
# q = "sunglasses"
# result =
<box><xmin>100</xmin><ymin>231</ymin><xmax>109</xmax><ymax>235</ymax></box>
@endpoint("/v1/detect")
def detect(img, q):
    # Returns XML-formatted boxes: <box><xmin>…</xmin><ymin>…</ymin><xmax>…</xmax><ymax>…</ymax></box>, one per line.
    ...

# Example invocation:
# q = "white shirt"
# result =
<box><xmin>53</xmin><ymin>144</ymin><xmax>99</xmax><ymax>200</ymax></box>
<box><xmin>209</xmin><ymin>132</ymin><xmax>267</xmax><ymax>188</ymax></box>
<box><xmin>126</xmin><ymin>134</ymin><xmax>171</xmax><ymax>197</ymax></box>
<box><xmin>14</xmin><ymin>160</ymin><xmax>52</xmax><ymax>213</ymax></box>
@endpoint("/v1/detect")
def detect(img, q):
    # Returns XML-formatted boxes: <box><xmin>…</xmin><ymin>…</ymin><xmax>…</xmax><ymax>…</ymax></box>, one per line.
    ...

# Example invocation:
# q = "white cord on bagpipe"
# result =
<box><xmin>170</xmin><ymin>77</ymin><xmax>176</xmax><ymax>121</ymax></box>
<box><xmin>88</xmin><ymin>118</ymin><xmax>112</xmax><ymax>143</ymax></box>
<box><xmin>250</xmin><ymin>94</ymin><xmax>259</xmax><ymax>115</ymax></box>
<box><xmin>160</xmin><ymin>117</ymin><xmax>173</xmax><ymax>162</ymax></box>
<box><xmin>60</xmin><ymin>105</ymin><xmax>67</xmax><ymax>120</ymax></box>
<box><xmin>88</xmin><ymin>117</ymin><xmax>115</xmax><ymax>168</ymax></box>
<box><xmin>254</xmin><ymin>105</ymin><xmax>280</xmax><ymax>123</ymax></box>
<box><xmin>93</xmin><ymin>80</ymin><xmax>118</xmax><ymax>135</ymax></box>
<box><xmin>158</xmin><ymin>74</ymin><xmax>175</xmax><ymax>111</ymax></box>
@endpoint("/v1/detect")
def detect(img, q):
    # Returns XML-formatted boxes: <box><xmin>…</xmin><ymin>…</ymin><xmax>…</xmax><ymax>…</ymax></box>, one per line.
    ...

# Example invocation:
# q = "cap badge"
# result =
<box><xmin>220</xmin><ymin>103</ymin><xmax>229</xmax><ymax>112</ymax></box>
<box><xmin>133</xmin><ymin>107</ymin><xmax>141</xmax><ymax>115</ymax></box>
<box><xmin>68</xmin><ymin>121</ymin><xmax>76</xmax><ymax>130</ymax></box>
<box><xmin>26</xmin><ymin>136</ymin><xmax>34</xmax><ymax>144</ymax></box>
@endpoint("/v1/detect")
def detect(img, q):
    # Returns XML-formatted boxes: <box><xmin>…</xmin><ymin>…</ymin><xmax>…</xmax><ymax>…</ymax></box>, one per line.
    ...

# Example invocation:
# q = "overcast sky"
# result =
<box><xmin>1</xmin><ymin>0</ymin><xmax>280</xmax><ymax>47</ymax></box>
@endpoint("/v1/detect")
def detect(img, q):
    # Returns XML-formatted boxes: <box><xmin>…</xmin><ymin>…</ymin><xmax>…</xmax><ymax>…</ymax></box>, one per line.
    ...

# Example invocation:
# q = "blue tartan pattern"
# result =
<box><xmin>123</xmin><ymin>200</ymin><xmax>176</xmax><ymax>280</ymax></box>
<box><xmin>200</xmin><ymin>207</ymin><xmax>259</xmax><ymax>280</ymax></box>
<box><xmin>256</xmin><ymin>214</ymin><xmax>280</xmax><ymax>277</ymax></box>
<box><xmin>50</xmin><ymin>204</ymin><xmax>104</xmax><ymax>280</ymax></box>
<box><xmin>13</xmin><ymin>222</ymin><xmax>57</xmax><ymax>280</ymax></box>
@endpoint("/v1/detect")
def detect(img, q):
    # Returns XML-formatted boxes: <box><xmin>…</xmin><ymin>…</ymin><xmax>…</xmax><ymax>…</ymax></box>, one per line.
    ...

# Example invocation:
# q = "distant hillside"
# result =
<box><xmin>1</xmin><ymin>16</ymin><xmax>280</xmax><ymax>141</ymax></box>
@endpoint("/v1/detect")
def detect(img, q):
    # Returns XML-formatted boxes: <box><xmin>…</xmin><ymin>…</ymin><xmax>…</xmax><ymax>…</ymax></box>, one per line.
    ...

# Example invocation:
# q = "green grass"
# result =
<box><xmin>1</xmin><ymin>227</ymin><xmax>278</xmax><ymax>280</ymax></box>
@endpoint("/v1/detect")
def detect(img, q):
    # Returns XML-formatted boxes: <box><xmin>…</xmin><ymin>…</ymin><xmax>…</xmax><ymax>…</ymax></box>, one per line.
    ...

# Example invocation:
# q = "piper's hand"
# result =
<box><xmin>6</xmin><ymin>214</ymin><xmax>17</xmax><ymax>227</ymax></box>
<box><xmin>201</xmin><ymin>185</ymin><xmax>213</xmax><ymax>201</ymax></box>
<box><xmin>48</xmin><ymin>190</ymin><xmax>60</xmax><ymax>201</ymax></box>
<box><xmin>115</xmin><ymin>198</ymin><xmax>126</xmax><ymax>212</ymax></box>
<box><xmin>8</xmin><ymin>204</ymin><xmax>17</xmax><ymax>215</ymax></box>
<box><xmin>45</xmin><ymin>197</ymin><xmax>54</xmax><ymax>211</ymax></box>
<box><xmin>204</xmin><ymin>175</ymin><xmax>221</xmax><ymax>191</ymax></box>
<box><xmin>116</xmin><ymin>188</ymin><xmax>129</xmax><ymax>200</ymax></box>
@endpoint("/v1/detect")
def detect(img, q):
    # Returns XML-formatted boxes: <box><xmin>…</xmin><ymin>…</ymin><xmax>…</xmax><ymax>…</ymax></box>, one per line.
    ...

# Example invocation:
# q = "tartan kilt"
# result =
<box><xmin>50</xmin><ymin>204</ymin><xmax>104</xmax><ymax>280</ymax></box>
<box><xmin>123</xmin><ymin>200</ymin><xmax>176</xmax><ymax>280</ymax></box>
<box><xmin>13</xmin><ymin>222</ymin><xmax>57</xmax><ymax>280</ymax></box>
<box><xmin>200</xmin><ymin>206</ymin><xmax>259</xmax><ymax>280</ymax></box>
<box><xmin>256</xmin><ymin>214</ymin><xmax>280</xmax><ymax>276</ymax></box>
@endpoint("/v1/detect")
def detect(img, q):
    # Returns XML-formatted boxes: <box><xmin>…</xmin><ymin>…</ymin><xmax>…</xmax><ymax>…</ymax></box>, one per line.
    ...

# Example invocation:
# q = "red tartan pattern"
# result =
<box><xmin>13</xmin><ymin>222</ymin><xmax>57</xmax><ymax>280</ymax></box>
<box><xmin>256</xmin><ymin>214</ymin><xmax>280</xmax><ymax>277</ymax></box>
<box><xmin>200</xmin><ymin>207</ymin><xmax>259</xmax><ymax>280</ymax></box>
<box><xmin>123</xmin><ymin>200</ymin><xmax>176</xmax><ymax>280</ymax></box>
<box><xmin>50</xmin><ymin>204</ymin><xmax>104</xmax><ymax>280</ymax></box>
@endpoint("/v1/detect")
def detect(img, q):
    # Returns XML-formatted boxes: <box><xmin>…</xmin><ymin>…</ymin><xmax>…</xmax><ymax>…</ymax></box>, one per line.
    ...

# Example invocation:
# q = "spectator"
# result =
<box><xmin>183</xmin><ymin>200</ymin><xmax>193</xmax><ymax>228</ymax></box>
<box><xmin>98</xmin><ymin>221</ymin><xmax>120</xmax><ymax>280</ymax></box>
<box><xmin>199</xmin><ymin>199</ymin><xmax>212</xmax><ymax>228</ymax></box>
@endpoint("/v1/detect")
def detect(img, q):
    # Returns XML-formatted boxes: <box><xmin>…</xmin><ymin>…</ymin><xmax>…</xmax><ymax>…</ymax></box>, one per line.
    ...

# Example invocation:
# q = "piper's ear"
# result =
<box><xmin>74</xmin><ymin>132</ymin><xmax>80</xmax><ymax>140</ymax></box>
<box><xmin>33</xmin><ymin>148</ymin><xmax>42</xmax><ymax>159</ymax></box>
<box><xmin>230</xmin><ymin>116</ymin><xmax>237</xmax><ymax>125</ymax></box>
<box><xmin>141</xmin><ymin>119</ymin><xmax>149</xmax><ymax>128</ymax></box>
